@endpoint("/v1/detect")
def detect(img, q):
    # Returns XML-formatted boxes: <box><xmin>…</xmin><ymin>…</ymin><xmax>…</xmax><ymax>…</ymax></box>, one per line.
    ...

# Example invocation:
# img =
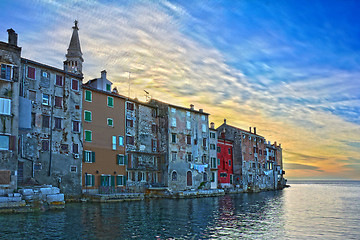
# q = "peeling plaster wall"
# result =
<box><xmin>126</xmin><ymin>101</ymin><xmax>162</xmax><ymax>192</ymax></box>
<box><xmin>0</xmin><ymin>42</ymin><xmax>21</xmax><ymax>189</ymax></box>
<box><xmin>18</xmin><ymin>60</ymin><xmax>82</xmax><ymax>194</ymax></box>
<box><xmin>149</xmin><ymin>99</ymin><xmax>210</xmax><ymax>191</ymax></box>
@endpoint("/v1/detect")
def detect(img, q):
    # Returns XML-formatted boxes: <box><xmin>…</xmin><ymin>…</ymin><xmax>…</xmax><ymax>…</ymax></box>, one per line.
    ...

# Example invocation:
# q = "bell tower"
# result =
<box><xmin>64</xmin><ymin>20</ymin><xmax>84</xmax><ymax>75</ymax></box>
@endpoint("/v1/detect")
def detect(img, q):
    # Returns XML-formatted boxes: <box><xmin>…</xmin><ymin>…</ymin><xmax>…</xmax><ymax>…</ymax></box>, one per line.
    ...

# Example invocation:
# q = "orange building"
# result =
<box><xmin>82</xmin><ymin>71</ymin><xmax>127</xmax><ymax>193</ymax></box>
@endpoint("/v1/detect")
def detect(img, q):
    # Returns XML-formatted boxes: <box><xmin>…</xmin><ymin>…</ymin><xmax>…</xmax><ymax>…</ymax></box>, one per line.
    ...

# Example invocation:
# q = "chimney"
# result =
<box><xmin>254</xmin><ymin>127</ymin><xmax>257</xmax><ymax>135</ymax></box>
<box><xmin>249</xmin><ymin>127</ymin><xmax>252</xmax><ymax>133</ymax></box>
<box><xmin>7</xmin><ymin>28</ymin><xmax>18</xmax><ymax>46</ymax></box>
<box><xmin>190</xmin><ymin>104</ymin><xmax>194</xmax><ymax>110</ymax></box>
<box><xmin>199</xmin><ymin>109</ymin><xmax>203</xmax><ymax>113</ymax></box>
<box><xmin>224</xmin><ymin>119</ymin><xmax>226</xmax><ymax>124</ymax></box>
<box><xmin>210</xmin><ymin>122</ymin><xmax>215</xmax><ymax>129</ymax></box>
<box><xmin>101</xmin><ymin>70</ymin><xmax>107</xmax><ymax>79</ymax></box>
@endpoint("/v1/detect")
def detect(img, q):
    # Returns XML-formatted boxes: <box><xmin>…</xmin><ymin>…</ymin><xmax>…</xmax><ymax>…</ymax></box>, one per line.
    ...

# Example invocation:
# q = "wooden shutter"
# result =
<box><xmin>111</xmin><ymin>176</ymin><xmax>115</xmax><ymax>187</ymax></box>
<box><xmin>91</xmin><ymin>151</ymin><xmax>95</xmax><ymax>163</ymax></box>
<box><xmin>83</xmin><ymin>151</ymin><xmax>86</xmax><ymax>162</ymax></box>
<box><xmin>12</xmin><ymin>66</ymin><xmax>19</xmax><ymax>82</ymax></box>
<box><xmin>9</xmin><ymin>135</ymin><xmax>16</xmax><ymax>151</ymax></box>
<box><xmin>91</xmin><ymin>175</ymin><xmax>95</xmax><ymax>186</ymax></box>
<box><xmin>124</xmin><ymin>155</ymin><xmax>128</xmax><ymax>166</ymax></box>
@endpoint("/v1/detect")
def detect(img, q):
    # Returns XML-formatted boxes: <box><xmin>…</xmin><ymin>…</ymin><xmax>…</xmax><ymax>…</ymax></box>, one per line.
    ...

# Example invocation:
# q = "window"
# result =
<box><xmin>203</xmin><ymin>138</ymin><xmax>207</xmax><ymax>147</ymax></box>
<box><xmin>85</xmin><ymin>174</ymin><xmax>95</xmax><ymax>186</ymax></box>
<box><xmin>60</xmin><ymin>144</ymin><xmax>68</xmax><ymax>151</ymax></box>
<box><xmin>152</xmin><ymin>109</ymin><xmax>157</xmax><ymax>117</ymax></box>
<box><xmin>106</xmin><ymin>84</ymin><xmax>111</xmax><ymax>91</ymax></box>
<box><xmin>85</xmin><ymin>90</ymin><xmax>92</xmax><ymax>102</ymax></box>
<box><xmin>126</xmin><ymin>135</ymin><xmax>134</xmax><ymax>145</ymax></box>
<box><xmin>107</xmin><ymin>96</ymin><xmax>114</xmax><ymax>107</ymax></box>
<box><xmin>186</xmin><ymin>111</ymin><xmax>190</xmax><ymax>117</ymax></box>
<box><xmin>171</xmin><ymin>151</ymin><xmax>177</xmax><ymax>161</ymax></box>
<box><xmin>84</xmin><ymin>111</ymin><xmax>92</xmax><ymax>122</ymax></box>
<box><xmin>28</xmin><ymin>90</ymin><xmax>36</xmax><ymax>101</ymax></box>
<box><xmin>187</xmin><ymin>153</ymin><xmax>192</xmax><ymax>162</ymax></box>
<box><xmin>202</xmin><ymin>155</ymin><xmax>207</xmax><ymax>163</ymax></box>
<box><xmin>171</xmin><ymin>118</ymin><xmax>176</xmax><ymax>127</ymax></box>
<box><xmin>55</xmin><ymin>75</ymin><xmax>63</xmax><ymax>86</ymax></box>
<box><xmin>34</xmin><ymin>163</ymin><xmax>42</xmax><ymax>171</ymax></box>
<box><xmin>27</xmin><ymin>66</ymin><xmax>35</xmax><ymax>79</ymax></box>
<box><xmin>119</xmin><ymin>136</ymin><xmax>124</xmax><ymax>146</ymax></box>
<box><xmin>126</xmin><ymin>119</ymin><xmax>133</xmax><ymax>127</ymax></box>
<box><xmin>151</xmin><ymin>139</ymin><xmax>157</xmax><ymax>152</ymax></box>
<box><xmin>116</xmin><ymin>175</ymin><xmax>125</xmax><ymax>186</ymax></box>
<box><xmin>171</xmin><ymin>108</ymin><xmax>176</xmax><ymax>113</ymax></box>
<box><xmin>220</xmin><ymin>173</ymin><xmax>227</xmax><ymax>178</ymax></box>
<box><xmin>107</xmin><ymin>118</ymin><xmax>113</xmax><ymax>127</ymax></box>
<box><xmin>186</xmin><ymin>121</ymin><xmax>191</xmax><ymax>130</ymax></box>
<box><xmin>31</xmin><ymin>113</ymin><xmax>36</xmax><ymax>127</ymax></box>
<box><xmin>126</xmin><ymin>102</ymin><xmax>134</xmax><ymax>110</ymax></box>
<box><xmin>187</xmin><ymin>171</ymin><xmax>192</xmax><ymax>186</ymax></box>
<box><xmin>42</xmin><ymin>140</ymin><xmax>49</xmax><ymax>151</ymax></box>
<box><xmin>211</xmin><ymin>172</ymin><xmax>215</xmax><ymax>182</ymax></box>
<box><xmin>210</xmin><ymin>132</ymin><xmax>216</xmax><ymax>138</ymax></box>
<box><xmin>229</xmin><ymin>159</ymin><xmax>231</xmax><ymax>166</ymax></box>
<box><xmin>54</xmin><ymin>117</ymin><xmax>62</xmax><ymax>129</ymax></box>
<box><xmin>203</xmin><ymin>172</ymin><xmax>207</xmax><ymax>182</ymax></box>
<box><xmin>54</xmin><ymin>96</ymin><xmax>62</xmax><ymax>108</ymax></box>
<box><xmin>0</xmin><ymin>98</ymin><xmax>11</xmax><ymax>115</ymax></box>
<box><xmin>71</xmin><ymin>79</ymin><xmax>79</xmax><ymax>91</ymax></box>
<box><xmin>202</xmin><ymin>124</ymin><xmax>206</xmax><ymax>132</ymax></box>
<box><xmin>83</xmin><ymin>150</ymin><xmax>95</xmax><ymax>163</ymax></box>
<box><xmin>201</xmin><ymin>115</ymin><xmax>206</xmax><ymax>121</ymax></box>
<box><xmin>112</xmin><ymin>136</ymin><xmax>116</xmax><ymax>150</ymax></box>
<box><xmin>42</xmin><ymin>115</ymin><xmax>50</xmax><ymax>128</ymax></box>
<box><xmin>72</xmin><ymin>121</ymin><xmax>80</xmax><ymax>132</ymax></box>
<box><xmin>84</xmin><ymin>130</ymin><xmax>92</xmax><ymax>142</ymax></box>
<box><xmin>243</xmin><ymin>134</ymin><xmax>246</xmax><ymax>139</ymax></box>
<box><xmin>171</xmin><ymin>171</ymin><xmax>177</xmax><ymax>181</ymax></box>
<box><xmin>0</xmin><ymin>135</ymin><xmax>9</xmax><ymax>150</ymax></box>
<box><xmin>217</xmin><ymin>146</ymin><xmax>221</xmax><ymax>153</ymax></box>
<box><xmin>171</xmin><ymin>133</ymin><xmax>176</xmax><ymax>143</ymax></box>
<box><xmin>211</xmin><ymin>157</ymin><xmax>217</xmax><ymax>168</ymax></box>
<box><xmin>73</xmin><ymin>143</ymin><xmax>79</xmax><ymax>154</ymax></box>
<box><xmin>117</xmin><ymin>154</ymin><xmax>125</xmax><ymax>165</ymax></box>
<box><xmin>42</xmin><ymin>94</ymin><xmax>49</xmax><ymax>105</ymax></box>
<box><xmin>228</xmin><ymin>148</ymin><xmax>231</xmax><ymax>155</ymax></box>
<box><xmin>152</xmin><ymin>124</ymin><xmax>157</xmax><ymax>133</ymax></box>
<box><xmin>186</xmin><ymin>135</ymin><xmax>191</xmax><ymax>145</ymax></box>
<box><xmin>42</xmin><ymin>71</ymin><xmax>49</xmax><ymax>78</ymax></box>
<box><xmin>210</xmin><ymin>144</ymin><xmax>215</xmax><ymax>150</ymax></box>
<box><xmin>1</xmin><ymin>64</ymin><xmax>12</xmax><ymax>80</ymax></box>
<box><xmin>217</xmin><ymin>158</ymin><xmax>220</xmax><ymax>166</ymax></box>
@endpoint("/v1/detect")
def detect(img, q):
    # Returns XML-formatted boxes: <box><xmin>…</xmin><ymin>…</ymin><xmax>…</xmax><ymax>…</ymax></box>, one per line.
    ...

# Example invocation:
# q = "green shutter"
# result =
<box><xmin>111</xmin><ymin>176</ymin><xmax>115</xmax><ymax>187</ymax></box>
<box><xmin>85</xmin><ymin>90</ymin><xmax>92</xmax><ymax>101</ymax></box>
<box><xmin>91</xmin><ymin>175</ymin><xmax>95</xmax><ymax>186</ymax></box>
<box><xmin>100</xmin><ymin>176</ymin><xmax>105</xmax><ymax>186</ymax></box>
<box><xmin>116</xmin><ymin>176</ymin><xmax>120</xmax><ymax>186</ymax></box>
<box><xmin>124</xmin><ymin>155</ymin><xmax>128</xmax><ymax>166</ymax></box>
<box><xmin>108</xmin><ymin>97</ymin><xmax>113</xmax><ymax>107</ymax></box>
<box><xmin>92</xmin><ymin>151</ymin><xmax>95</xmax><ymax>162</ymax></box>
<box><xmin>124</xmin><ymin>176</ymin><xmax>126</xmax><ymax>186</ymax></box>
<box><xmin>83</xmin><ymin>151</ymin><xmax>86</xmax><ymax>162</ymax></box>
<box><xmin>84</xmin><ymin>174</ymin><xmax>88</xmax><ymax>186</ymax></box>
<box><xmin>84</xmin><ymin>111</ymin><xmax>92</xmax><ymax>122</ymax></box>
<box><xmin>116</xmin><ymin>154</ymin><xmax>120</xmax><ymax>165</ymax></box>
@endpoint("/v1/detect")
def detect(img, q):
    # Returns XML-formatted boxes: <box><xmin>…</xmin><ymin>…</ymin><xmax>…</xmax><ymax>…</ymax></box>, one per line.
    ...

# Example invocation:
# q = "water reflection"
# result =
<box><xmin>1</xmin><ymin>182</ymin><xmax>359</xmax><ymax>239</ymax></box>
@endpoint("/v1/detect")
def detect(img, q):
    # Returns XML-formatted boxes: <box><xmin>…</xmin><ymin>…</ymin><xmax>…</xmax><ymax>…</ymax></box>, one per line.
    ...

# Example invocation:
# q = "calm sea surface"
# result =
<box><xmin>1</xmin><ymin>181</ymin><xmax>359</xmax><ymax>239</ymax></box>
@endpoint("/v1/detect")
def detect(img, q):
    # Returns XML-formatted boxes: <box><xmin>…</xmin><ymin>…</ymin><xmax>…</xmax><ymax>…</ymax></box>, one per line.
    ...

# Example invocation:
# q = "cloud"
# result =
<box><xmin>3</xmin><ymin>0</ymin><xmax>360</xmax><ymax>179</ymax></box>
<box><xmin>284</xmin><ymin>163</ymin><xmax>323</xmax><ymax>172</ymax></box>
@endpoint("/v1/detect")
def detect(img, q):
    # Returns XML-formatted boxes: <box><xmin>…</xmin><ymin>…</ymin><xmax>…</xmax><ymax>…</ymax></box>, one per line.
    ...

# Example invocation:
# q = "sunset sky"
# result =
<box><xmin>1</xmin><ymin>0</ymin><xmax>359</xmax><ymax>180</ymax></box>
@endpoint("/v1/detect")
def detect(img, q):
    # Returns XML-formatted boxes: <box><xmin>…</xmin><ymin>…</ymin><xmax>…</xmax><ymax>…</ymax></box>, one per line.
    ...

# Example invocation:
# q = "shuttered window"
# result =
<box><xmin>84</xmin><ymin>111</ymin><xmax>92</xmax><ymax>122</ymax></box>
<box><xmin>27</xmin><ymin>66</ymin><xmax>35</xmax><ymax>79</ymax></box>
<box><xmin>117</xmin><ymin>154</ymin><xmax>126</xmax><ymax>165</ymax></box>
<box><xmin>85</xmin><ymin>174</ymin><xmax>95</xmax><ymax>187</ymax></box>
<box><xmin>0</xmin><ymin>98</ymin><xmax>11</xmax><ymax>115</ymax></box>
<box><xmin>107</xmin><ymin>96</ymin><xmax>114</xmax><ymax>107</ymax></box>
<box><xmin>116</xmin><ymin>175</ymin><xmax>125</xmax><ymax>186</ymax></box>
<box><xmin>85</xmin><ymin>90</ymin><xmax>92</xmax><ymax>102</ymax></box>
<box><xmin>83</xmin><ymin>150</ymin><xmax>95</xmax><ymax>163</ymax></box>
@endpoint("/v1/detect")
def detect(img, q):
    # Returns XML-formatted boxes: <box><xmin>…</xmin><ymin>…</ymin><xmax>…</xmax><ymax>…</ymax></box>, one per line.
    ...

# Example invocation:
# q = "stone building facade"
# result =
<box><xmin>0</xmin><ymin>29</ymin><xmax>21</xmax><ymax>190</ymax></box>
<box><xmin>82</xmin><ymin>71</ymin><xmax>127</xmax><ymax>193</ymax></box>
<box><xmin>17</xmin><ymin>22</ymin><xmax>83</xmax><ymax>195</ymax></box>
<box><xmin>209</xmin><ymin>123</ymin><xmax>218</xmax><ymax>189</ymax></box>
<box><xmin>149</xmin><ymin>100</ymin><xmax>210</xmax><ymax>191</ymax></box>
<box><xmin>125</xmin><ymin>99</ymin><xmax>162</xmax><ymax>192</ymax></box>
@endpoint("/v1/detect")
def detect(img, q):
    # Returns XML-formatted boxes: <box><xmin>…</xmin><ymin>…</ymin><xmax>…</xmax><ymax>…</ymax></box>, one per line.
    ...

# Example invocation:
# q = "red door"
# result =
<box><xmin>187</xmin><ymin>171</ymin><xmax>192</xmax><ymax>186</ymax></box>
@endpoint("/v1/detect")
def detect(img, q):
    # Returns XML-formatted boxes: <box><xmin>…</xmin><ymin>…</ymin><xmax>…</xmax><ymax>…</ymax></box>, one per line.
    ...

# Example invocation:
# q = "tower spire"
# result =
<box><xmin>64</xmin><ymin>20</ymin><xmax>83</xmax><ymax>75</ymax></box>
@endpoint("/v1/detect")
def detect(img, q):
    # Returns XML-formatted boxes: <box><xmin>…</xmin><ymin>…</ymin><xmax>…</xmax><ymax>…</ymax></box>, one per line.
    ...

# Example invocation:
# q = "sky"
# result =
<box><xmin>1</xmin><ymin>0</ymin><xmax>359</xmax><ymax>180</ymax></box>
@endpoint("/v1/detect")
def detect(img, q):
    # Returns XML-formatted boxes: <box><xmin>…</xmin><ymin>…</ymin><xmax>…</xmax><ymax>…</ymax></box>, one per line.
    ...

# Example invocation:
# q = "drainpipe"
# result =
<box><xmin>48</xmin><ymin>87</ymin><xmax>55</xmax><ymax>176</ymax></box>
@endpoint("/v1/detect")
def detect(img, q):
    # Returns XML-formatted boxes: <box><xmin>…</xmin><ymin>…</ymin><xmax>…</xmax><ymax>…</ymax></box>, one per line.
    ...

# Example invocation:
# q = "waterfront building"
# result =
<box><xmin>82</xmin><ymin>71</ymin><xmax>127</xmax><ymax>193</ymax></box>
<box><xmin>125</xmin><ymin>98</ymin><xmax>162</xmax><ymax>192</ymax></box>
<box><xmin>17</xmin><ymin>22</ymin><xmax>83</xmax><ymax>194</ymax></box>
<box><xmin>265</xmin><ymin>141</ymin><xmax>286</xmax><ymax>189</ymax></box>
<box><xmin>149</xmin><ymin>100</ymin><xmax>210</xmax><ymax>191</ymax></box>
<box><xmin>217</xmin><ymin>137</ymin><xmax>234</xmax><ymax>188</ymax></box>
<box><xmin>209</xmin><ymin>122</ymin><xmax>218</xmax><ymax>189</ymax></box>
<box><xmin>0</xmin><ymin>29</ymin><xmax>21</xmax><ymax>190</ymax></box>
<box><xmin>217</xmin><ymin>120</ymin><xmax>269</xmax><ymax>191</ymax></box>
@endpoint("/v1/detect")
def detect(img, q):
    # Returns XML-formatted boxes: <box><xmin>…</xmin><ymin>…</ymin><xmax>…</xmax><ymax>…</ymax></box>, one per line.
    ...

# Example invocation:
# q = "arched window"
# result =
<box><xmin>187</xmin><ymin>171</ymin><xmax>192</xmax><ymax>186</ymax></box>
<box><xmin>171</xmin><ymin>171</ymin><xmax>177</xmax><ymax>181</ymax></box>
<box><xmin>203</xmin><ymin>172</ymin><xmax>207</xmax><ymax>182</ymax></box>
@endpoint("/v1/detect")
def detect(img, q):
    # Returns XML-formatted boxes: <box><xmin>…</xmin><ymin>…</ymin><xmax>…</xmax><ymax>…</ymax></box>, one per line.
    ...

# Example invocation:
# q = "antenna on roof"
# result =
<box><xmin>144</xmin><ymin>90</ymin><xmax>150</xmax><ymax>101</ymax></box>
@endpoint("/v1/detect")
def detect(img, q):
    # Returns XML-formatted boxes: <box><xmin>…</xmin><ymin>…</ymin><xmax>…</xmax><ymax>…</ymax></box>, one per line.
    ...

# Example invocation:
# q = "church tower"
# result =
<box><xmin>64</xmin><ymin>20</ymin><xmax>83</xmax><ymax>75</ymax></box>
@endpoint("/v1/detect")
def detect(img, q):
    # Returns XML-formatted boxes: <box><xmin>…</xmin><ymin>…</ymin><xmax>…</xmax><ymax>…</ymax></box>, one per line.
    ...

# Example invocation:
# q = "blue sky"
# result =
<box><xmin>1</xmin><ymin>0</ymin><xmax>359</xmax><ymax>179</ymax></box>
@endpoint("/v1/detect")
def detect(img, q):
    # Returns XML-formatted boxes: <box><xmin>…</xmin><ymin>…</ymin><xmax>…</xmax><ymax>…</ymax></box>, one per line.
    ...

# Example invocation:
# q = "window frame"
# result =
<box><xmin>71</xmin><ymin>79</ymin><xmax>79</xmax><ymax>91</ymax></box>
<box><xmin>84</xmin><ymin>110</ymin><xmax>92</xmax><ymax>122</ymax></box>
<box><xmin>85</xmin><ymin>90</ymin><xmax>92</xmax><ymax>102</ymax></box>
<box><xmin>107</xmin><ymin>96</ymin><xmax>114</xmax><ymax>107</ymax></box>
<box><xmin>84</xmin><ymin>130</ymin><xmax>92</xmax><ymax>142</ymax></box>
